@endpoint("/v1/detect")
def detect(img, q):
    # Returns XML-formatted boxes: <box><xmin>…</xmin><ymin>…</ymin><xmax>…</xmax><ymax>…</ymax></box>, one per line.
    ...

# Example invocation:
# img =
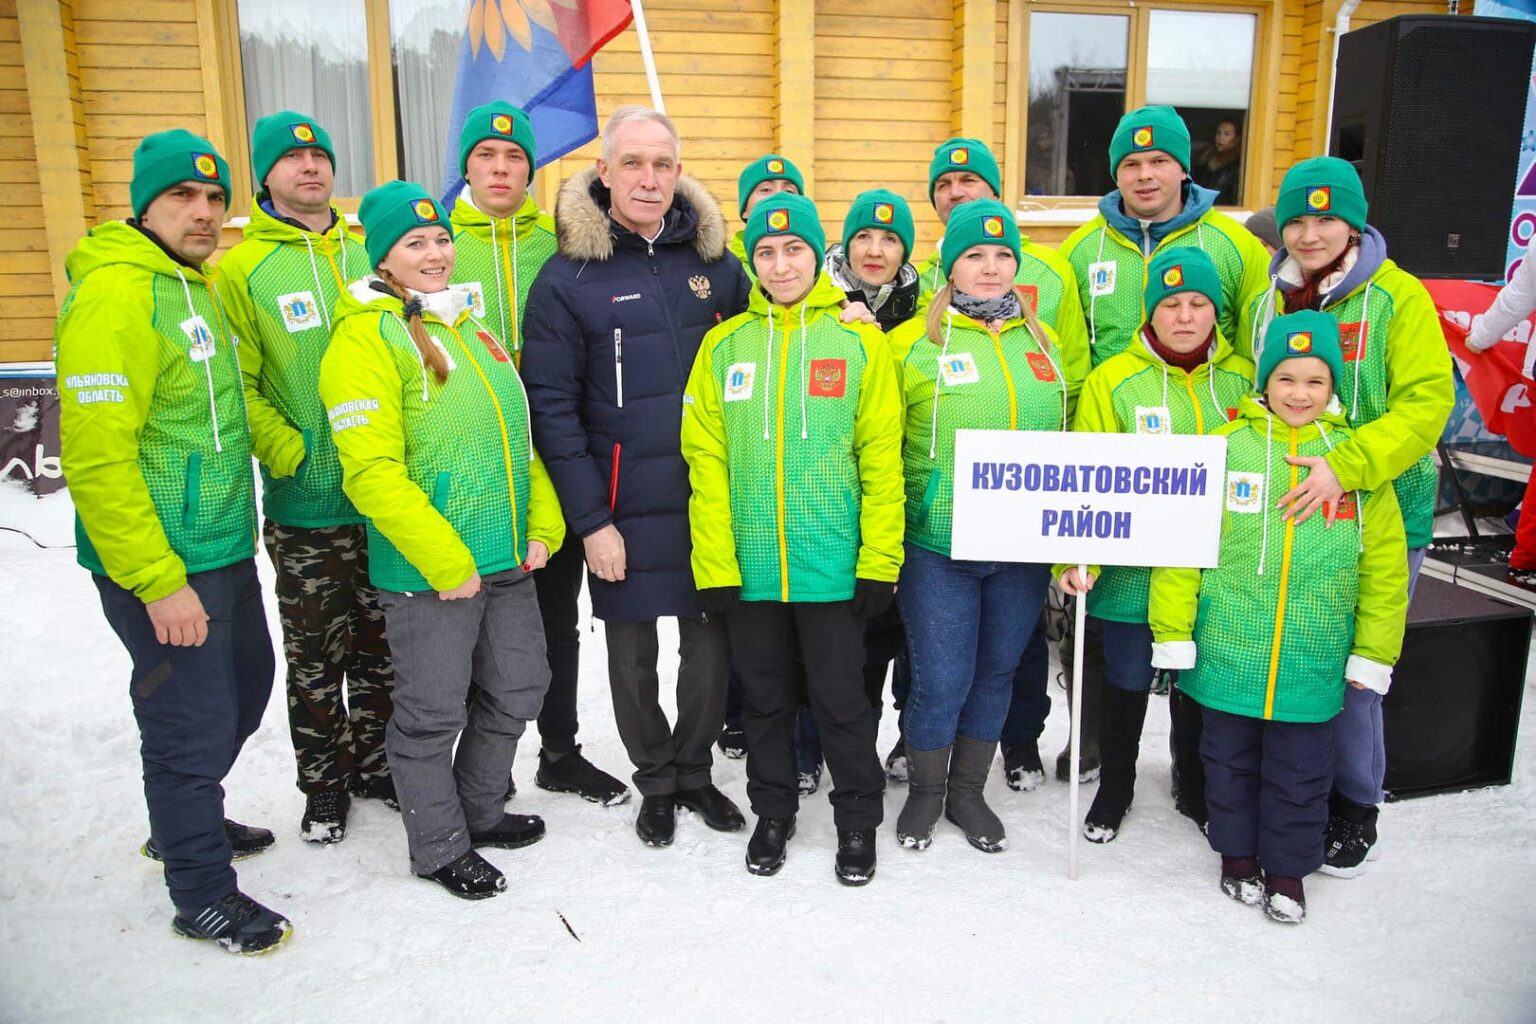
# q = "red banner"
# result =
<box><xmin>1425</xmin><ymin>279</ymin><xmax>1536</xmax><ymax>458</ymax></box>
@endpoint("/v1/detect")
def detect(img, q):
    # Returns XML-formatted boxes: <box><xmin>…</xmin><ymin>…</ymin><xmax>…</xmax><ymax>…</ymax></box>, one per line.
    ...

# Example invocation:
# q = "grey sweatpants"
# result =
<box><xmin>378</xmin><ymin>569</ymin><xmax>550</xmax><ymax>874</ymax></box>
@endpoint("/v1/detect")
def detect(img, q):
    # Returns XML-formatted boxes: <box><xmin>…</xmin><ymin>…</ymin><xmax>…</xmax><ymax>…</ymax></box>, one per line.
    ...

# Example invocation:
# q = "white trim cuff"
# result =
<box><xmin>1346</xmin><ymin>655</ymin><xmax>1393</xmax><ymax>695</ymax></box>
<box><xmin>1151</xmin><ymin>640</ymin><xmax>1196</xmax><ymax>670</ymax></box>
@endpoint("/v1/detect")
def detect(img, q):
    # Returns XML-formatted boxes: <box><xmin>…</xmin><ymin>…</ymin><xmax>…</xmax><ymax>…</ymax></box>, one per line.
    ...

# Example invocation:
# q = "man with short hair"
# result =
<box><xmin>728</xmin><ymin>154</ymin><xmax>805</xmax><ymax>268</ymax></box>
<box><xmin>450</xmin><ymin>100</ymin><xmax>629</xmax><ymax>807</ymax></box>
<box><xmin>1057</xmin><ymin>105</ymin><xmax>1272</xmax><ymax>823</ymax></box>
<box><xmin>57</xmin><ymin>129</ymin><xmax>290</xmax><ymax>954</ymax></box>
<box><xmin>521</xmin><ymin>106</ymin><xmax>752</xmax><ymax>847</ymax></box>
<box><xmin>219</xmin><ymin>111</ymin><xmax>392</xmax><ymax>846</ymax></box>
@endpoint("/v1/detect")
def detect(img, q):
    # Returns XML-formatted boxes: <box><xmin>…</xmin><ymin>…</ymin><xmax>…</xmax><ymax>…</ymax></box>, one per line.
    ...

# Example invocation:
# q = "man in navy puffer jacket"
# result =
<box><xmin>522</xmin><ymin>107</ymin><xmax>751</xmax><ymax>847</ymax></box>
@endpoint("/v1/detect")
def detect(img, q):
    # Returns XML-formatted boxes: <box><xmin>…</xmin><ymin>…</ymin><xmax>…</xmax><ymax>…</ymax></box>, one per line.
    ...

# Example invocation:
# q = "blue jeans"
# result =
<box><xmin>1331</xmin><ymin>546</ymin><xmax>1426</xmax><ymax>807</ymax></box>
<box><xmin>1000</xmin><ymin>611</ymin><xmax>1050</xmax><ymax>745</ymax></box>
<box><xmin>898</xmin><ymin>544</ymin><xmax>1051</xmax><ymax>751</ymax></box>
<box><xmin>1101</xmin><ymin>618</ymin><xmax>1155</xmax><ymax>692</ymax></box>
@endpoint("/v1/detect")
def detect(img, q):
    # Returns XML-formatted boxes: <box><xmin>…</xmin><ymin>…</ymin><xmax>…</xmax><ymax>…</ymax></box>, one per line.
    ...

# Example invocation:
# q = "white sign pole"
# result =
<box><xmin>1068</xmin><ymin>565</ymin><xmax>1086</xmax><ymax>881</ymax></box>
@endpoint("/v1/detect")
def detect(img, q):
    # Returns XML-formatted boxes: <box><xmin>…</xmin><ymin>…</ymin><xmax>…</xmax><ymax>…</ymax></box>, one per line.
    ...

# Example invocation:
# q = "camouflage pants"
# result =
<box><xmin>263</xmin><ymin>521</ymin><xmax>394</xmax><ymax>794</ymax></box>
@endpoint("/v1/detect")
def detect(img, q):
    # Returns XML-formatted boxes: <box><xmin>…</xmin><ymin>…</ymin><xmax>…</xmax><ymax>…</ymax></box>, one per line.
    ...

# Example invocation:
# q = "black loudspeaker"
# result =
<box><xmin>1383</xmin><ymin>575</ymin><xmax>1530</xmax><ymax>800</ymax></box>
<box><xmin>1330</xmin><ymin>15</ymin><xmax>1536</xmax><ymax>280</ymax></box>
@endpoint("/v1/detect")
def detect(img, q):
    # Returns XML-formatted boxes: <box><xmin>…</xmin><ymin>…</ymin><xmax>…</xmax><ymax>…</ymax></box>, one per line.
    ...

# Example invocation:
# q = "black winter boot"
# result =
<box><xmin>1083</xmin><ymin>686</ymin><xmax>1151</xmax><ymax>844</ymax></box>
<box><xmin>944</xmin><ymin>736</ymin><xmax>1006</xmax><ymax>852</ymax></box>
<box><xmin>895</xmin><ymin>744</ymin><xmax>950</xmax><ymax>850</ymax></box>
<box><xmin>1319</xmin><ymin>792</ymin><xmax>1380</xmax><ymax>878</ymax></box>
<box><xmin>1169</xmin><ymin>685</ymin><xmax>1208</xmax><ymax>830</ymax></box>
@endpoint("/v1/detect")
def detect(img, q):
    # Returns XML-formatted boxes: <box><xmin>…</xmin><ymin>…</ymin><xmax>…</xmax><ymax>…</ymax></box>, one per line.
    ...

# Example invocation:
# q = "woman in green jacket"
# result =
<box><xmin>1238</xmin><ymin>156</ymin><xmax>1454</xmax><ymax>877</ymax></box>
<box><xmin>1057</xmin><ymin>247</ymin><xmax>1253</xmax><ymax>845</ymax></box>
<box><xmin>683</xmin><ymin>192</ymin><xmax>904</xmax><ymax>885</ymax></box>
<box><xmin>890</xmin><ymin>199</ymin><xmax>1079</xmax><ymax>854</ymax></box>
<box><xmin>1150</xmin><ymin>310</ymin><xmax>1408</xmax><ymax>924</ymax></box>
<box><xmin>318</xmin><ymin>180</ymin><xmax>565</xmax><ymax>901</ymax></box>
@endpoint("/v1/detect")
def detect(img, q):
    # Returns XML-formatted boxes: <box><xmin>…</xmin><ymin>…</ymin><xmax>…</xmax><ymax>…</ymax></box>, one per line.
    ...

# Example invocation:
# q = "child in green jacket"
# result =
<box><xmin>1149</xmin><ymin>310</ymin><xmax>1408</xmax><ymax>925</ymax></box>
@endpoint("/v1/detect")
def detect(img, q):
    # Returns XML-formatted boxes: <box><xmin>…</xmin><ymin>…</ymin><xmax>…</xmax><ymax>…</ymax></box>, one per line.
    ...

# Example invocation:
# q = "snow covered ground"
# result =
<box><xmin>1</xmin><ymin>483</ymin><xmax>1534</xmax><ymax>1023</ymax></box>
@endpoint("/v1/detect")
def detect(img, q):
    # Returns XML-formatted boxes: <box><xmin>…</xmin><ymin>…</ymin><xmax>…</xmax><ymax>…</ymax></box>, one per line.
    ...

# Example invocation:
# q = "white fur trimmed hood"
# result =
<box><xmin>555</xmin><ymin>166</ymin><xmax>729</xmax><ymax>263</ymax></box>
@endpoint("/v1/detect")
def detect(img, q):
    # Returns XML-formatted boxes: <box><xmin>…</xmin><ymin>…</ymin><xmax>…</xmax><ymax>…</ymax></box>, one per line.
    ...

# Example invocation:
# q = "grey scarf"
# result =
<box><xmin>950</xmin><ymin>287</ymin><xmax>1021</xmax><ymax>324</ymax></box>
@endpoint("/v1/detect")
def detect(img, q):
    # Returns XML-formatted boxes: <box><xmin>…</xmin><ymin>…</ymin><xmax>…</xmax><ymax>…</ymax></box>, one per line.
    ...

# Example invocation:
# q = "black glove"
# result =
<box><xmin>697</xmin><ymin>586</ymin><xmax>740</xmax><ymax>617</ymax></box>
<box><xmin>849</xmin><ymin>578</ymin><xmax>896</xmax><ymax>619</ymax></box>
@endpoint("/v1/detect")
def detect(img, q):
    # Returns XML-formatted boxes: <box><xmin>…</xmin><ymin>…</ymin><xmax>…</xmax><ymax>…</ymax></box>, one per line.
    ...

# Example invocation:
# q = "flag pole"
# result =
<box><xmin>630</xmin><ymin>0</ymin><xmax>666</xmax><ymax>113</ymax></box>
<box><xmin>1068</xmin><ymin>568</ymin><xmax>1087</xmax><ymax>881</ymax></box>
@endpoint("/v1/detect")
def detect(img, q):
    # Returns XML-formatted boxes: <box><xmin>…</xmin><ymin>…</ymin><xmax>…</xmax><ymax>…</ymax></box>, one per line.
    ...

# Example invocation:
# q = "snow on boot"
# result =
<box><xmin>895</xmin><ymin>743</ymin><xmax>949</xmax><ymax>849</ymax></box>
<box><xmin>1220</xmin><ymin>856</ymin><xmax>1264</xmax><ymax>906</ymax></box>
<box><xmin>1319</xmin><ymin>794</ymin><xmax>1380</xmax><ymax>878</ymax></box>
<box><xmin>418</xmin><ymin>849</ymin><xmax>506</xmax><ymax>900</ymax></box>
<box><xmin>300</xmin><ymin>790</ymin><xmax>350</xmax><ymax>844</ymax></box>
<box><xmin>944</xmin><ymin>736</ymin><xmax>1007</xmax><ymax>852</ymax></box>
<box><xmin>835</xmin><ymin>828</ymin><xmax>877</xmax><ymax>886</ymax></box>
<box><xmin>172</xmin><ymin>892</ymin><xmax>292</xmax><ymax>955</ymax></box>
<box><xmin>884</xmin><ymin>736</ymin><xmax>908</xmax><ymax>783</ymax></box>
<box><xmin>1263</xmin><ymin>874</ymin><xmax>1307</xmax><ymax>924</ymax></box>
<box><xmin>797</xmin><ymin>766</ymin><xmax>821</xmax><ymax>796</ymax></box>
<box><xmin>717</xmin><ymin>724</ymin><xmax>748</xmax><ymax>759</ymax></box>
<box><xmin>1082</xmin><ymin>685</ymin><xmax>1150</xmax><ymax>844</ymax></box>
<box><xmin>142</xmin><ymin>819</ymin><xmax>274</xmax><ymax>862</ymax></box>
<box><xmin>1001</xmin><ymin>741</ymin><xmax>1045</xmax><ymax>792</ymax></box>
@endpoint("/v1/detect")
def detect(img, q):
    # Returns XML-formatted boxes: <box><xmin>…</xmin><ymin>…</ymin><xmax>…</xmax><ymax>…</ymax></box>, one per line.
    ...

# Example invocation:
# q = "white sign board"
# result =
<box><xmin>949</xmin><ymin>429</ymin><xmax>1229</xmax><ymax>568</ymax></box>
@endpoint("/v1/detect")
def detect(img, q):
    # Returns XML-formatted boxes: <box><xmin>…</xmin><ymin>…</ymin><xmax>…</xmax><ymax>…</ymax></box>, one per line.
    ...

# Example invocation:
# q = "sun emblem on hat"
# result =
<box><xmin>413</xmin><ymin>199</ymin><xmax>439</xmax><ymax>223</ymax></box>
<box><xmin>874</xmin><ymin>203</ymin><xmax>894</xmax><ymax>224</ymax></box>
<box><xmin>1288</xmin><ymin>331</ymin><xmax>1313</xmax><ymax>353</ymax></box>
<box><xmin>1132</xmin><ymin>127</ymin><xmax>1154</xmax><ymax>148</ymax></box>
<box><xmin>982</xmin><ymin>216</ymin><xmax>1004</xmax><ymax>238</ymax></box>
<box><xmin>491</xmin><ymin>113</ymin><xmax>514</xmax><ymax>135</ymax></box>
<box><xmin>766</xmin><ymin>158</ymin><xmax>785</xmax><ymax>174</ymax></box>
<box><xmin>950</xmin><ymin>147</ymin><xmax>970</xmax><ymax>166</ymax></box>
<box><xmin>291</xmin><ymin>123</ymin><xmax>316</xmax><ymax>144</ymax></box>
<box><xmin>1162</xmin><ymin>266</ymin><xmax>1184</xmax><ymax>288</ymax></box>
<box><xmin>1306</xmin><ymin>186</ymin><xmax>1332</xmax><ymax>211</ymax></box>
<box><xmin>192</xmin><ymin>153</ymin><xmax>219</xmax><ymax>179</ymax></box>
<box><xmin>766</xmin><ymin>209</ymin><xmax>790</xmax><ymax>232</ymax></box>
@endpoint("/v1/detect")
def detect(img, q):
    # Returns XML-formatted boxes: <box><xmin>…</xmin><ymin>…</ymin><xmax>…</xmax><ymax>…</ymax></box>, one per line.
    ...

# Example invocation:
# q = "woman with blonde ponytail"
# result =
<box><xmin>886</xmin><ymin>199</ymin><xmax>1083</xmax><ymax>856</ymax></box>
<box><xmin>318</xmin><ymin>180</ymin><xmax>565</xmax><ymax>901</ymax></box>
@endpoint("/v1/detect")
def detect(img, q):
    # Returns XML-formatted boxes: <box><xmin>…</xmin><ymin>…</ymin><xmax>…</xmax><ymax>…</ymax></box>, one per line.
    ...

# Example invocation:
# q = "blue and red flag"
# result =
<box><xmin>440</xmin><ymin>0</ymin><xmax>634</xmax><ymax>203</ymax></box>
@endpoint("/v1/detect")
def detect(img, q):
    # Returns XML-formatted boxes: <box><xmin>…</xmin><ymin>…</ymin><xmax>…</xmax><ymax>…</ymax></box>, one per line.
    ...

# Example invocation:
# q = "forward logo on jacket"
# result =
<box><xmin>938</xmin><ymin>352</ymin><xmax>980</xmax><ymax>386</ymax></box>
<box><xmin>276</xmin><ymin>291</ymin><xmax>322</xmax><ymax>333</ymax></box>
<box><xmin>181</xmin><ymin>315</ymin><xmax>217</xmax><ymax>362</ymax></box>
<box><xmin>809</xmin><ymin>358</ymin><xmax>845</xmax><ymax>398</ymax></box>
<box><xmin>724</xmin><ymin>362</ymin><xmax>756</xmax><ymax>401</ymax></box>
<box><xmin>477</xmin><ymin>330</ymin><xmax>510</xmax><ymax>362</ymax></box>
<box><xmin>1226</xmin><ymin>472</ymin><xmax>1265</xmax><ymax>512</ymax></box>
<box><xmin>689</xmin><ymin>275</ymin><xmax>712</xmax><ymax>300</ymax></box>
<box><xmin>1088</xmin><ymin>260</ymin><xmax>1117</xmax><ymax>297</ymax></box>
<box><xmin>461</xmin><ymin>281</ymin><xmax>487</xmax><ymax>318</ymax></box>
<box><xmin>1135</xmin><ymin>405</ymin><xmax>1171</xmax><ymax>435</ymax></box>
<box><xmin>1340</xmin><ymin>321</ymin><xmax>1366</xmax><ymax>362</ymax></box>
<box><xmin>1027</xmin><ymin>351</ymin><xmax>1058</xmax><ymax>382</ymax></box>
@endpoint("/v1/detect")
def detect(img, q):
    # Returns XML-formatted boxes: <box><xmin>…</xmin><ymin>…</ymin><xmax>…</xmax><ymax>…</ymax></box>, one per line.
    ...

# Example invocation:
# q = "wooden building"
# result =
<box><xmin>4</xmin><ymin>0</ymin><xmax>1447</xmax><ymax>363</ymax></box>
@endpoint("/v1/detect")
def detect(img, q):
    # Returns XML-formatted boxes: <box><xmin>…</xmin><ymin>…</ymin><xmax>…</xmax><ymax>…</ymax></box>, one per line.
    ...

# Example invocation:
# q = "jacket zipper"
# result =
<box><xmin>1263</xmin><ymin>427</ymin><xmax>1300</xmax><ymax>720</ymax></box>
<box><xmin>1181</xmin><ymin>373</ymin><xmax>1206</xmax><ymax>434</ymax></box>
<box><xmin>988</xmin><ymin>326</ymin><xmax>1019</xmax><ymax>429</ymax></box>
<box><xmin>614</xmin><ymin>328</ymin><xmax>624</xmax><ymax>408</ymax></box>
<box><xmin>775</xmin><ymin>325</ymin><xmax>792</xmax><ymax>602</ymax></box>
<box><xmin>444</xmin><ymin>323</ymin><xmax>522</xmax><ymax>560</ymax></box>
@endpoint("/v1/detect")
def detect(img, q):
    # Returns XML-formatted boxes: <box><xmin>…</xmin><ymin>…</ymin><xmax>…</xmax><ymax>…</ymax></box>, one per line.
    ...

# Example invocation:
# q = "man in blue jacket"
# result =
<box><xmin>521</xmin><ymin>107</ymin><xmax>752</xmax><ymax>847</ymax></box>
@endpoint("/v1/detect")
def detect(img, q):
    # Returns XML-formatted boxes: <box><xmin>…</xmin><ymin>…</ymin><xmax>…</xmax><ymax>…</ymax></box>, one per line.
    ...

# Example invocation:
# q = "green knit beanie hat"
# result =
<box><xmin>842</xmin><ymin>189</ymin><xmax>915</xmax><ymax>264</ymax></box>
<box><xmin>940</xmin><ymin>198</ymin><xmax>1020</xmax><ymax>279</ymax></box>
<box><xmin>928</xmin><ymin>137</ymin><xmax>1001</xmax><ymax>204</ymax></box>
<box><xmin>458</xmin><ymin>101</ymin><xmax>537</xmax><ymax>181</ymax></box>
<box><xmin>736</xmin><ymin>154</ymin><xmax>805</xmax><ymax>220</ymax></box>
<box><xmin>360</xmin><ymin>180</ymin><xmax>450</xmax><ymax>268</ymax></box>
<box><xmin>1276</xmin><ymin>156</ymin><xmax>1368</xmax><ymax>232</ymax></box>
<box><xmin>1145</xmin><ymin>248</ymin><xmax>1224</xmax><ymax>318</ymax></box>
<box><xmin>1258</xmin><ymin>310</ymin><xmax>1345</xmax><ymax>393</ymax></box>
<box><xmin>130</xmin><ymin>129</ymin><xmax>230</xmax><ymax>220</ymax></box>
<box><xmin>742</xmin><ymin>192</ymin><xmax>826</xmax><ymax>278</ymax></box>
<box><xmin>251</xmin><ymin>111</ymin><xmax>335</xmax><ymax>192</ymax></box>
<box><xmin>1109</xmin><ymin>106</ymin><xmax>1192</xmax><ymax>174</ymax></box>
